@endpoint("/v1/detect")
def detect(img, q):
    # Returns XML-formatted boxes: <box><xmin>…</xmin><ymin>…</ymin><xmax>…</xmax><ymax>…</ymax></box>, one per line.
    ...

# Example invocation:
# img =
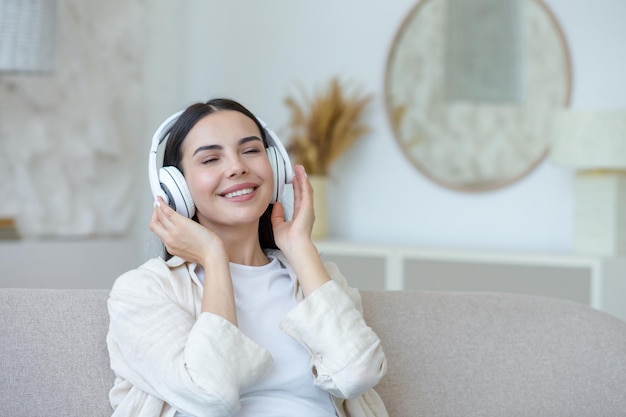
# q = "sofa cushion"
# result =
<box><xmin>2</xmin><ymin>288</ymin><xmax>626</xmax><ymax>417</ymax></box>
<box><xmin>1</xmin><ymin>288</ymin><xmax>113</xmax><ymax>417</ymax></box>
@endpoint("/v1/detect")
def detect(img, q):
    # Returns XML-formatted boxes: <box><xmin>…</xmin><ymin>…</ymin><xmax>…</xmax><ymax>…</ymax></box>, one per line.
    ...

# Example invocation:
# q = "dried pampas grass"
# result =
<box><xmin>284</xmin><ymin>77</ymin><xmax>373</xmax><ymax>175</ymax></box>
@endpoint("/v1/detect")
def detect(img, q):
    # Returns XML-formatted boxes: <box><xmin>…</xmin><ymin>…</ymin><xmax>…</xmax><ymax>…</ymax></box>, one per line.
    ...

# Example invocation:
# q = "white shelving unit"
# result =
<box><xmin>315</xmin><ymin>240</ymin><xmax>626</xmax><ymax>322</ymax></box>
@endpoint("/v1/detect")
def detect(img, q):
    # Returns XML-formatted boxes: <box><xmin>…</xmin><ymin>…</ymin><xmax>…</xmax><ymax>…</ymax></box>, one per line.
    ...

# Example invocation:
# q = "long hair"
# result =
<box><xmin>160</xmin><ymin>98</ymin><xmax>277</xmax><ymax>260</ymax></box>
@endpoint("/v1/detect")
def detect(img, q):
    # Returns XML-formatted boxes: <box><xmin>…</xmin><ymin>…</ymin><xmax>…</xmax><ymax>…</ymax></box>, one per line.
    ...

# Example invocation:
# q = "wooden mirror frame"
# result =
<box><xmin>384</xmin><ymin>0</ymin><xmax>572</xmax><ymax>192</ymax></box>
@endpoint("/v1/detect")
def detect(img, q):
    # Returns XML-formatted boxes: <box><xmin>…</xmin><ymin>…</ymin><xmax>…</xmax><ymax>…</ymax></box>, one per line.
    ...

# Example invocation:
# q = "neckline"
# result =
<box><xmin>229</xmin><ymin>255</ymin><xmax>278</xmax><ymax>272</ymax></box>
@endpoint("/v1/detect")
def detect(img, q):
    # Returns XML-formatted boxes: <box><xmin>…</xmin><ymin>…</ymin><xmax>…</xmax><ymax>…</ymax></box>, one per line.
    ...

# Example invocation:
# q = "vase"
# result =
<box><xmin>309</xmin><ymin>175</ymin><xmax>328</xmax><ymax>240</ymax></box>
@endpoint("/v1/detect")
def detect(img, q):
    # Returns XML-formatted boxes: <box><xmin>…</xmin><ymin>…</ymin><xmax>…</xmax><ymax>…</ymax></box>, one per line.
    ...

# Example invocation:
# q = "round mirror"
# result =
<box><xmin>385</xmin><ymin>0</ymin><xmax>572</xmax><ymax>191</ymax></box>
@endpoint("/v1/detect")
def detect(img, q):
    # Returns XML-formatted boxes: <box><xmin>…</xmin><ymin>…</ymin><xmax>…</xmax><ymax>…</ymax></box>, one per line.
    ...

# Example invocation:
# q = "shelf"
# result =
<box><xmin>315</xmin><ymin>240</ymin><xmax>626</xmax><ymax>322</ymax></box>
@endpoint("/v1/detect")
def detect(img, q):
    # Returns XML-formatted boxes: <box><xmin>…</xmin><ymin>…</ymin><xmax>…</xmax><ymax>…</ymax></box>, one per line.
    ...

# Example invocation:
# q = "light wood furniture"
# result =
<box><xmin>315</xmin><ymin>240</ymin><xmax>626</xmax><ymax>322</ymax></box>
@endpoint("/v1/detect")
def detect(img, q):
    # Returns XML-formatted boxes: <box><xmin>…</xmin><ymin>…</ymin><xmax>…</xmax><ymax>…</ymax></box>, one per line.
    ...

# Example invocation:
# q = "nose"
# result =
<box><xmin>226</xmin><ymin>154</ymin><xmax>249</xmax><ymax>178</ymax></box>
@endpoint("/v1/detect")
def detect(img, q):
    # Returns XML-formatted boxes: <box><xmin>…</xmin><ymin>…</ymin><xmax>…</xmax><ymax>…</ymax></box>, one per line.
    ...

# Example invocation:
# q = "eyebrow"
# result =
<box><xmin>192</xmin><ymin>136</ymin><xmax>262</xmax><ymax>156</ymax></box>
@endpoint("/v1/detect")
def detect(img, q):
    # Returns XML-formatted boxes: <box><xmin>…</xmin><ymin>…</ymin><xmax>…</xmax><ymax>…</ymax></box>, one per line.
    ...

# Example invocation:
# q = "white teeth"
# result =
<box><xmin>223</xmin><ymin>188</ymin><xmax>254</xmax><ymax>198</ymax></box>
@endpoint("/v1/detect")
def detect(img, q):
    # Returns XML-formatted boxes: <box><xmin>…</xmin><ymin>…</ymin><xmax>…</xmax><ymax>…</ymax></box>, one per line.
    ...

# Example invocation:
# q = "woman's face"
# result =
<box><xmin>180</xmin><ymin>110</ymin><xmax>274</xmax><ymax>230</ymax></box>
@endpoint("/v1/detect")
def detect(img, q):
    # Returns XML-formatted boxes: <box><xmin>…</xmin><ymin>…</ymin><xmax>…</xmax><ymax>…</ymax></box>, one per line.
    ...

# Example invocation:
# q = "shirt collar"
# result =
<box><xmin>164</xmin><ymin>255</ymin><xmax>186</xmax><ymax>268</ymax></box>
<box><xmin>162</xmin><ymin>251</ymin><xmax>302</xmax><ymax>298</ymax></box>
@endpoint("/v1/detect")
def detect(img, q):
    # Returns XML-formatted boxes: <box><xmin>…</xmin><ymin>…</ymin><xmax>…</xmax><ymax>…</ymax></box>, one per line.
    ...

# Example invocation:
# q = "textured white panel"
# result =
<box><xmin>574</xmin><ymin>173</ymin><xmax>626</xmax><ymax>256</ymax></box>
<box><xmin>551</xmin><ymin>110</ymin><xmax>626</xmax><ymax>169</ymax></box>
<box><xmin>0</xmin><ymin>0</ymin><xmax>146</xmax><ymax>237</ymax></box>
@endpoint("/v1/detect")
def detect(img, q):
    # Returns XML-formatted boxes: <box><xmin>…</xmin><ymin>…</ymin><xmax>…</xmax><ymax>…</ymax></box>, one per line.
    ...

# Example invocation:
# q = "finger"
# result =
<box><xmin>155</xmin><ymin>198</ymin><xmax>179</xmax><ymax>227</ymax></box>
<box><xmin>154</xmin><ymin>196</ymin><xmax>167</xmax><ymax>209</ymax></box>
<box><xmin>149</xmin><ymin>209</ymin><xmax>168</xmax><ymax>239</ymax></box>
<box><xmin>271</xmin><ymin>202</ymin><xmax>285</xmax><ymax>226</ymax></box>
<box><xmin>294</xmin><ymin>165</ymin><xmax>313</xmax><ymax>215</ymax></box>
<box><xmin>298</xmin><ymin>165</ymin><xmax>313</xmax><ymax>202</ymax></box>
<box><xmin>150</xmin><ymin>204</ymin><xmax>160</xmax><ymax>222</ymax></box>
<box><xmin>150</xmin><ymin>203</ymin><xmax>166</xmax><ymax>228</ymax></box>
<box><xmin>291</xmin><ymin>169</ymin><xmax>302</xmax><ymax>215</ymax></box>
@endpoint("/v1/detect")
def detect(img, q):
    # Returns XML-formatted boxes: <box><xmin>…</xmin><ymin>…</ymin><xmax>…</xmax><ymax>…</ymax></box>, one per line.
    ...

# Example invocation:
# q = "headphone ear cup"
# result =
<box><xmin>158</xmin><ymin>166</ymin><xmax>196</xmax><ymax>218</ymax></box>
<box><xmin>266</xmin><ymin>146</ymin><xmax>286</xmax><ymax>203</ymax></box>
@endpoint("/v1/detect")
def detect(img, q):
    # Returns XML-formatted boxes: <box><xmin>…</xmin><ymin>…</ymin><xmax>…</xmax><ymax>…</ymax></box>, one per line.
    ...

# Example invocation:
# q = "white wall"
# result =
<box><xmin>3</xmin><ymin>0</ymin><xmax>625</xmax><ymax>288</ymax></box>
<box><xmin>179</xmin><ymin>0</ymin><xmax>626</xmax><ymax>253</ymax></box>
<box><xmin>0</xmin><ymin>0</ymin><xmax>186</xmax><ymax>289</ymax></box>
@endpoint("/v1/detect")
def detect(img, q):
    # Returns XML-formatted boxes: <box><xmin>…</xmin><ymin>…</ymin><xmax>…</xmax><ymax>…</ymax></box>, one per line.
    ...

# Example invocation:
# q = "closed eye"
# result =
<box><xmin>243</xmin><ymin>147</ymin><xmax>262</xmax><ymax>154</ymax></box>
<box><xmin>201</xmin><ymin>156</ymin><xmax>219</xmax><ymax>164</ymax></box>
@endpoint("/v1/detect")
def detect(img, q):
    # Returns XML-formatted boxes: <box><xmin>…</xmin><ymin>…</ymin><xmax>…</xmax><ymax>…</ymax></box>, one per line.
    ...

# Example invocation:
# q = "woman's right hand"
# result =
<box><xmin>149</xmin><ymin>197</ymin><xmax>227</xmax><ymax>266</ymax></box>
<box><xmin>151</xmin><ymin>197</ymin><xmax>238</xmax><ymax>324</ymax></box>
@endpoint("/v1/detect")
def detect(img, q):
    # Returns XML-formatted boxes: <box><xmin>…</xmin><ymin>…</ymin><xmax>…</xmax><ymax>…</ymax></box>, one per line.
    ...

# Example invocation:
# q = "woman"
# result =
<box><xmin>106</xmin><ymin>98</ymin><xmax>388</xmax><ymax>417</ymax></box>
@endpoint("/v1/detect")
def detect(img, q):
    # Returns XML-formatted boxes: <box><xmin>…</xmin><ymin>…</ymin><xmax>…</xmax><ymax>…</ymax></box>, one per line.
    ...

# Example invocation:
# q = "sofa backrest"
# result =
<box><xmin>1</xmin><ymin>288</ymin><xmax>625</xmax><ymax>417</ymax></box>
<box><xmin>361</xmin><ymin>290</ymin><xmax>626</xmax><ymax>417</ymax></box>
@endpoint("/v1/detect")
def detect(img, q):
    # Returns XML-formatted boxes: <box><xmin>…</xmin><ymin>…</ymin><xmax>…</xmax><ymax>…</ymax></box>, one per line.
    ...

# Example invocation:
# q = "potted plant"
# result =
<box><xmin>284</xmin><ymin>77</ymin><xmax>373</xmax><ymax>239</ymax></box>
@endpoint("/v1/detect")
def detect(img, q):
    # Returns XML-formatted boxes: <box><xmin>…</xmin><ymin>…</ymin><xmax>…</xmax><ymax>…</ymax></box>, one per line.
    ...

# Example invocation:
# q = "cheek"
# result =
<box><xmin>251</xmin><ymin>157</ymin><xmax>275</xmax><ymax>201</ymax></box>
<box><xmin>185</xmin><ymin>170</ymin><xmax>219</xmax><ymax>200</ymax></box>
<box><xmin>259</xmin><ymin>155</ymin><xmax>275</xmax><ymax>182</ymax></box>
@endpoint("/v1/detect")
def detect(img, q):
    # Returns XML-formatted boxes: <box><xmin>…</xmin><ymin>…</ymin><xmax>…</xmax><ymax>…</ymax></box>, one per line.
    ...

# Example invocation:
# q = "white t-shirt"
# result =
<box><xmin>176</xmin><ymin>255</ymin><xmax>336</xmax><ymax>417</ymax></box>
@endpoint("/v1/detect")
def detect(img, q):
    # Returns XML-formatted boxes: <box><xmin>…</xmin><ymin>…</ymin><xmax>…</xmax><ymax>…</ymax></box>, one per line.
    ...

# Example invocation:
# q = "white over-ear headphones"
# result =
<box><xmin>148</xmin><ymin>109</ymin><xmax>294</xmax><ymax>218</ymax></box>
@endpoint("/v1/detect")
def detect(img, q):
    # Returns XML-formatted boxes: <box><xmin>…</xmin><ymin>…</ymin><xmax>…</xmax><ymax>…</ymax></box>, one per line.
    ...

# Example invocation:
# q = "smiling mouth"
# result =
<box><xmin>222</xmin><ymin>187</ymin><xmax>255</xmax><ymax>199</ymax></box>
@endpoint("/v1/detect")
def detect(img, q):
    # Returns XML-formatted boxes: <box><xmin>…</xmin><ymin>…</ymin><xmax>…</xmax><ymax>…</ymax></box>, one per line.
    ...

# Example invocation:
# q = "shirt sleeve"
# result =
<box><xmin>279</xmin><ymin>263</ymin><xmax>387</xmax><ymax>399</ymax></box>
<box><xmin>106</xmin><ymin>266</ymin><xmax>272</xmax><ymax>417</ymax></box>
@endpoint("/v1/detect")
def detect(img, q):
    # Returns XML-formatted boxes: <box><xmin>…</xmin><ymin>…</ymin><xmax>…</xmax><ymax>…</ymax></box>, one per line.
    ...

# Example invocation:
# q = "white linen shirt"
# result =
<box><xmin>106</xmin><ymin>249</ymin><xmax>388</xmax><ymax>417</ymax></box>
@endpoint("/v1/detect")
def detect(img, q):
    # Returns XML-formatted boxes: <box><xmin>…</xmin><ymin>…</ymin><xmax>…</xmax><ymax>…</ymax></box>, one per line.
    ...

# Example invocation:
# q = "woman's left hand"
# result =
<box><xmin>271</xmin><ymin>165</ymin><xmax>330</xmax><ymax>295</ymax></box>
<box><xmin>270</xmin><ymin>164</ymin><xmax>315</xmax><ymax>254</ymax></box>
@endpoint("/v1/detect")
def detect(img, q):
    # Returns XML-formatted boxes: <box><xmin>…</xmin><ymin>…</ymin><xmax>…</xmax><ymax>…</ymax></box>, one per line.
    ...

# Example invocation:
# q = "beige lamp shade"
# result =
<box><xmin>0</xmin><ymin>0</ymin><xmax>56</xmax><ymax>73</ymax></box>
<box><xmin>551</xmin><ymin>110</ymin><xmax>626</xmax><ymax>170</ymax></box>
<box><xmin>551</xmin><ymin>110</ymin><xmax>626</xmax><ymax>256</ymax></box>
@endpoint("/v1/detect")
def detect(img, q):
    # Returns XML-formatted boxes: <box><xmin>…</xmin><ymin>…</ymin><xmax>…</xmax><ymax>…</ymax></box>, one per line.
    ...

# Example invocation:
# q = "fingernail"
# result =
<box><xmin>154</xmin><ymin>200</ymin><xmax>161</xmax><ymax>207</ymax></box>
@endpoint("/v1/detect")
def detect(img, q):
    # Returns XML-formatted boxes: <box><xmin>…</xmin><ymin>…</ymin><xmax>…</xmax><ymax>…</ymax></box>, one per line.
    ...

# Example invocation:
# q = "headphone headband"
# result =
<box><xmin>148</xmin><ymin>110</ymin><xmax>184</xmax><ymax>202</ymax></box>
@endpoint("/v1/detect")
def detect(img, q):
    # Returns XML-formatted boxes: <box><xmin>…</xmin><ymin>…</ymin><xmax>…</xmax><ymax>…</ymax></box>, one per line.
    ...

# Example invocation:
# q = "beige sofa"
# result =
<box><xmin>1</xmin><ymin>288</ymin><xmax>626</xmax><ymax>416</ymax></box>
